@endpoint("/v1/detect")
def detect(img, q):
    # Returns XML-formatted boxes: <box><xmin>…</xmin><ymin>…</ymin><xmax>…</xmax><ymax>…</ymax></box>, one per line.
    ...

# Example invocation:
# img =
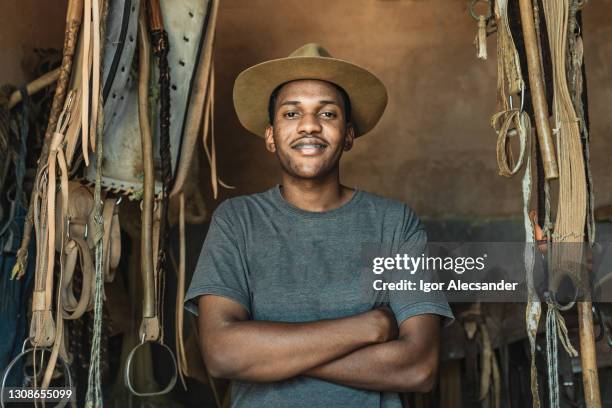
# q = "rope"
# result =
<box><xmin>475</xmin><ymin>15</ymin><xmax>488</xmax><ymax>60</ymax></box>
<box><xmin>85</xmin><ymin>0</ymin><xmax>108</xmax><ymax>405</ymax></box>
<box><xmin>545</xmin><ymin>297</ymin><xmax>578</xmax><ymax>408</ymax></box>
<box><xmin>522</xmin><ymin>116</ymin><xmax>541</xmax><ymax>408</ymax></box>
<box><xmin>541</xmin><ymin>2</ymin><xmax>588</xmax><ymax>408</ymax></box>
<box><xmin>494</xmin><ymin>0</ymin><xmax>524</xmax><ymax>103</ymax></box>
<box><xmin>492</xmin><ymin>109</ymin><xmax>530</xmax><ymax>177</ymax></box>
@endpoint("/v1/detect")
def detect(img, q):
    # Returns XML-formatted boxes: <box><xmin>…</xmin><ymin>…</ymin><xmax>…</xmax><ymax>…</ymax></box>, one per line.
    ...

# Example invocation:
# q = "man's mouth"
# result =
<box><xmin>291</xmin><ymin>139</ymin><xmax>328</xmax><ymax>155</ymax></box>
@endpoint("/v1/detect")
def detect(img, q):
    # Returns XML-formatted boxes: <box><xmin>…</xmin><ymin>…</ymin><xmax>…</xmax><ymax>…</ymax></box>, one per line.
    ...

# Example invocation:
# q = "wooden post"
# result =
<box><xmin>577</xmin><ymin>301</ymin><xmax>602</xmax><ymax>408</ymax></box>
<box><xmin>8</xmin><ymin>68</ymin><xmax>61</xmax><ymax>109</ymax></box>
<box><xmin>518</xmin><ymin>0</ymin><xmax>559</xmax><ymax>180</ymax></box>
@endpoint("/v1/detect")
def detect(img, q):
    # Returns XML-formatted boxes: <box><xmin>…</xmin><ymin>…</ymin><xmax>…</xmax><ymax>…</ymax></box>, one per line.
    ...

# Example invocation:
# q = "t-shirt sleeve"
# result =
<box><xmin>184</xmin><ymin>202</ymin><xmax>251</xmax><ymax>317</ymax></box>
<box><xmin>389</xmin><ymin>206</ymin><xmax>455</xmax><ymax>328</ymax></box>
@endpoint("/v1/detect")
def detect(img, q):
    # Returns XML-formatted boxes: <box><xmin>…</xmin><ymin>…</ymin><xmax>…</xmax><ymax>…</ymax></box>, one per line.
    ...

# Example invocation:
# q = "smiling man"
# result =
<box><xmin>185</xmin><ymin>43</ymin><xmax>454</xmax><ymax>407</ymax></box>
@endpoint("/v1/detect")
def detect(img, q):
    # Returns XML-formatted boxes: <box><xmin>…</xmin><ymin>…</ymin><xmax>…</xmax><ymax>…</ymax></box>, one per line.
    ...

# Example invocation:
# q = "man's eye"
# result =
<box><xmin>321</xmin><ymin>112</ymin><xmax>337</xmax><ymax>118</ymax></box>
<box><xmin>283</xmin><ymin>111</ymin><xmax>299</xmax><ymax>118</ymax></box>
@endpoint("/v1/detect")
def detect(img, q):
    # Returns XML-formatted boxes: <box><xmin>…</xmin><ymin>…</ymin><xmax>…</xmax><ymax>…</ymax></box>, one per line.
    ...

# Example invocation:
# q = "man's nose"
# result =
<box><xmin>297</xmin><ymin>113</ymin><xmax>322</xmax><ymax>135</ymax></box>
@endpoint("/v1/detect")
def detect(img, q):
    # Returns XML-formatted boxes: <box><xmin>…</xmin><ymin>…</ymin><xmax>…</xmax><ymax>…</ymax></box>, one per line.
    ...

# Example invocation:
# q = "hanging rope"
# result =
<box><xmin>545</xmin><ymin>296</ymin><xmax>579</xmax><ymax>408</ymax></box>
<box><xmin>85</xmin><ymin>0</ymin><xmax>108</xmax><ymax>405</ymax></box>
<box><xmin>541</xmin><ymin>1</ymin><xmax>589</xmax><ymax>408</ymax></box>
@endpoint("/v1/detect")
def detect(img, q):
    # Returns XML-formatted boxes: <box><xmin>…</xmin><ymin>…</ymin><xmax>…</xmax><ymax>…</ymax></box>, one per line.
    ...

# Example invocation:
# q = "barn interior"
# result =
<box><xmin>1</xmin><ymin>0</ymin><xmax>611</xmax><ymax>407</ymax></box>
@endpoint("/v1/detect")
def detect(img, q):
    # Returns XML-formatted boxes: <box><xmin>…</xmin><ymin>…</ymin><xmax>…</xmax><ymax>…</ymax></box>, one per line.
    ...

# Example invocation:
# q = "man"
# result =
<box><xmin>185</xmin><ymin>43</ymin><xmax>454</xmax><ymax>407</ymax></box>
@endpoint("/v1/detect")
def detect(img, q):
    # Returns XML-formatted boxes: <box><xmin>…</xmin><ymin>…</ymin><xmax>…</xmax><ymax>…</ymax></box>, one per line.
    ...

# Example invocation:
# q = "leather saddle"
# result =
<box><xmin>83</xmin><ymin>0</ymin><xmax>212</xmax><ymax>195</ymax></box>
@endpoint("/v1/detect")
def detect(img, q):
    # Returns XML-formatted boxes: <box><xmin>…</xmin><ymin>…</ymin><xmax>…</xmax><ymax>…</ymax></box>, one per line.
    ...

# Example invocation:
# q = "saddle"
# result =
<box><xmin>83</xmin><ymin>0</ymin><xmax>212</xmax><ymax>195</ymax></box>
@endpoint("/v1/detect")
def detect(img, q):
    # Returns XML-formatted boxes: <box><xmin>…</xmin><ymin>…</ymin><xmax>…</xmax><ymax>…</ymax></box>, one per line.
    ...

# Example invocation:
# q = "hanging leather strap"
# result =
<box><xmin>81</xmin><ymin>0</ymin><xmax>92</xmax><ymax>165</ymax></box>
<box><xmin>63</xmin><ymin>235</ymin><xmax>94</xmax><ymax>319</ymax></box>
<box><xmin>29</xmin><ymin>92</ymin><xmax>75</xmax><ymax>348</ymax></box>
<box><xmin>137</xmin><ymin>8</ymin><xmax>159</xmax><ymax>342</ymax></box>
<box><xmin>170</xmin><ymin>0</ymin><xmax>220</xmax><ymax>198</ymax></box>
<box><xmin>11</xmin><ymin>0</ymin><xmax>84</xmax><ymax>281</ymax></box>
<box><xmin>89</xmin><ymin>0</ymin><xmax>101</xmax><ymax>154</ymax></box>
<box><xmin>175</xmin><ymin>192</ymin><xmax>188</xmax><ymax>387</ymax></box>
<box><xmin>101</xmin><ymin>197</ymin><xmax>121</xmax><ymax>282</ymax></box>
<box><xmin>37</xmin><ymin>96</ymin><xmax>74</xmax><ymax>390</ymax></box>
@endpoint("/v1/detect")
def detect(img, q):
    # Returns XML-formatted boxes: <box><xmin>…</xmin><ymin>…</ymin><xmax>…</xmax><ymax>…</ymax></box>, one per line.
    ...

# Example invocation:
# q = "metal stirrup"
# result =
<box><xmin>124</xmin><ymin>334</ymin><xmax>178</xmax><ymax>397</ymax></box>
<box><xmin>0</xmin><ymin>340</ymin><xmax>73</xmax><ymax>408</ymax></box>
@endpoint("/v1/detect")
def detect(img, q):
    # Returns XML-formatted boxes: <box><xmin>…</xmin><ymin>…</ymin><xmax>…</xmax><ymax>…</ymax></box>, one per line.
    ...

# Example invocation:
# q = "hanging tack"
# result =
<box><xmin>475</xmin><ymin>15</ymin><xmax>488</xmax><ymax>60</ymax></box>
<box><xmin>469</xmin><ymin>0</ymin><xmax>492</xmax><ymax>60</ymax></box>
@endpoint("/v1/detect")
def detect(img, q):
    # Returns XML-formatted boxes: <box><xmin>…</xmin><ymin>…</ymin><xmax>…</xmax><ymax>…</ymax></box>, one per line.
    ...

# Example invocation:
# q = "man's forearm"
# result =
<box><xmin>305</xmin><ymin>338</ymin><xmax>436</xmax><ymax>393</ymax></box>
<box><xmin>305</xmin><ymin>317</ymin><xmax>440</xmax><ymax>393</ymax></box>
<box><xmin>202</xmin><ymin>304</ymin><xmax>394</xmax><ymax>383</ymax></box>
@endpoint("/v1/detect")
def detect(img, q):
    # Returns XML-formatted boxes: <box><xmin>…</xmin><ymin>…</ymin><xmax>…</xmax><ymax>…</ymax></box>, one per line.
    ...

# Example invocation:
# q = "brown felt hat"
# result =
<box><xmin>233</xmin><ymin>43</ymin><xmax>388</xmax><ymax>138</ymax></box>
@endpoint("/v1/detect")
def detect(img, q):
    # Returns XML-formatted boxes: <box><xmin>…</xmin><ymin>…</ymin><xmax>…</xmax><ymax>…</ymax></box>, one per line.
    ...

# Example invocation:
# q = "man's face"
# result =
<box><xmin>264</xmin><ymin>79</ymin><xmax>354</xmax><ymax>180</ymax></box>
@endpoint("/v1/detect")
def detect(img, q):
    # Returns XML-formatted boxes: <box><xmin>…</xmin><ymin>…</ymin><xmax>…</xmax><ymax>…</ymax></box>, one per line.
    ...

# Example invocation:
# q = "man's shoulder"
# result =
<box><xmin>212</xmin><ymin>188</ymin><xmax>275</xmax><ymax>221</ymax></box>
<box><xmin>358</xmin><ymin>189</ymin><xmax>417</xmax><ymax>218</ymax></box>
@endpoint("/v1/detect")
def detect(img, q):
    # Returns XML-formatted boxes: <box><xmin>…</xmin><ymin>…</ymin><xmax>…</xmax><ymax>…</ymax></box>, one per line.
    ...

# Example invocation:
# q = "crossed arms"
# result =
<box><xmin>197</xmin><ymin>295</ymin><xmax>441</xmax><ymax>393</ymax></box>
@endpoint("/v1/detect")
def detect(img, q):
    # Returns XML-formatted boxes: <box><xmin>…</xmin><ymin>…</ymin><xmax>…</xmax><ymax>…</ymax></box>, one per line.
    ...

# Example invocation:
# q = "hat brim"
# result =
<box><xmin>233</xmin><ymin>56</ymin><xmax>388</xmax><ymax>138</ymax></box>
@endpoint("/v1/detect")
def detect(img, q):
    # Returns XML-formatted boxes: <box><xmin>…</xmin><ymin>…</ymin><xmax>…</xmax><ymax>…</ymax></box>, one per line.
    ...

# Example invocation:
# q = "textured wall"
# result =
<box><xmin>213</xmin><ymin>0</ymin><xmax>612</xmax><ymax>219</ymax></box>
<box><xmin>0</xmin><ymin>1</ymin><xmax>66</xmax><ymax>84</ymax></box>
<box><xmin>1</xmin><ymin>0</ymin><xmax>610</xmax><ymax>219</ymax></box>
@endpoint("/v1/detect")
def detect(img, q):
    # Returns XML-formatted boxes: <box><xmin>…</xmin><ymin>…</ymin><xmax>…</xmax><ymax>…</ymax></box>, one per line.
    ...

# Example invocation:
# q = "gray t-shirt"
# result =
<box><xmin>185</xmin><ymin>185</ymin><xmax>454</xmax><ymax>408</ymax></box>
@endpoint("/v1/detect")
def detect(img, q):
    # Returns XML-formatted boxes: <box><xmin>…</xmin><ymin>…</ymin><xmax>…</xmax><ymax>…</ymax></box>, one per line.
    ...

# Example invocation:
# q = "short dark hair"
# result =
<box><xmin>267</xmin><ymin>81</ymin><xmax>352</xmax><ymax>125</ymax></box>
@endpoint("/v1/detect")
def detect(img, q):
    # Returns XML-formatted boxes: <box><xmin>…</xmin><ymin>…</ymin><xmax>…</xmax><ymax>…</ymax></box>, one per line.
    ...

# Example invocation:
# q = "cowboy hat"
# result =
<box><xmin>233</xmin><ymin>43</ymin><xmax>388</xmax><ymax>138</ymax></box>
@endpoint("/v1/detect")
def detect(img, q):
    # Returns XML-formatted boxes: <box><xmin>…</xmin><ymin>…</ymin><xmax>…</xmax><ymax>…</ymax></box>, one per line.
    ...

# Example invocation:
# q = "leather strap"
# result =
<box><xmin>137</xmin><ymin>7</ymin><xmax>159</xmax><ymax>342</ymax></box>
<box><xmin>175</xmin><ymin>192</ymin><xmax>188</xmax><ymax>387</ymax></box>
<box><xmin>11</xmin><ymin>0</ymin><xmax>83</xmax><ymax>281</ymax></box>
<box><xmin>62</xmin><ymin>234</ymin><xmax>94</xmax><ymax>319</ymax></box>
<box><xmin>36</xmin><ymin>95</ymin><xmax>74</xmax><ymax>390</ymax></box>
<box><xmin>81</xmin><ymin>0</ymin><xmax>91</xmax><ymax>165</ymax></box>
<box><xmin>101</xmin><ymin>197</ymin><xmax>121</xmax><ymax>282</ymax></box>
<box><xmin>170</xmin><ymin>0</ymin><xmax>219</xmax><ymax>198</ymax></box>
<box><xmin>29</xmin><ymin>92</ymin><xmax>75</xmax><ymax>348</ymax></box>
<box><xmin>89</xmin><ymin>0</ymin><xmax>101</xmax><ymax>154</ymax></box>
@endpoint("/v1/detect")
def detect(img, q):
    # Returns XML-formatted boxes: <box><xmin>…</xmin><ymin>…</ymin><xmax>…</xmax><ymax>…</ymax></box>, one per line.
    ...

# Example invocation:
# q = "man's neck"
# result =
<box><xmin>279</xmin><ymin>172</ymin><xmax>355</xmax><ymax>212</ymax></box>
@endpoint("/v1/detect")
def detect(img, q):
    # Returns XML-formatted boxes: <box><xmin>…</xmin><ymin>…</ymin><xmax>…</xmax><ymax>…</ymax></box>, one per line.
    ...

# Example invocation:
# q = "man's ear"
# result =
<box><xmin>264</xmin><ymin>125</ymin><xmax>276</xmax><ymax>153</ymax></box>
<box><xmin>343</xmin><ymin>123</ymin><xmax>355</xmax><ymax>151</ymax></box>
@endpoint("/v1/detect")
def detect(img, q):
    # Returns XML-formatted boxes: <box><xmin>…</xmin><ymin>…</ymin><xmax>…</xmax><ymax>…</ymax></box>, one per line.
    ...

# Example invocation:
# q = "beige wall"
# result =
<box><xmin>2</xmin><ymin>0</ymin><xmax>610</xmax><ymax>219</ymax></box>
<box><xmin>0</xmin><ymin>1</ymin><xmax>66</xmax><ymax>84</ymax></box>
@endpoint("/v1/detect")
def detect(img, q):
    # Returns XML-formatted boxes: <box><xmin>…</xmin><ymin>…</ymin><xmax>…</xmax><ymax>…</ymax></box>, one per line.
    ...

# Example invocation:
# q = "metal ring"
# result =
<box><xmin>544</xmin><ymin>290</ymin><xmax>576</xmax><ymax>312</ymax></box>
<box><xmin>1</xmin><ymin>346</ymin><xmax>73</xmax><ymax>408</ymax></box>
<box><xmin>469</xmin><ymin>0</ymin><xmax>492</xmax><ymax>21</ymax></box>
<box><xmin>124</xmin><ymin>340</ymin><xmax>178</xmax><ymax>397</ymax></box>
